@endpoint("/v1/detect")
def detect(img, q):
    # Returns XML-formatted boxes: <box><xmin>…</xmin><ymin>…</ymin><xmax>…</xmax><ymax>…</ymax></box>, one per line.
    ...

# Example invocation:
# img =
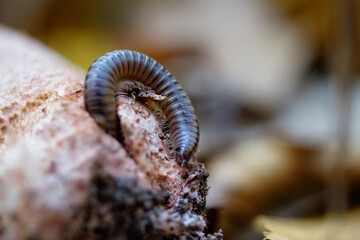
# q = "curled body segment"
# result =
<box><xmin>84</xmin><ymin>50</ymin><xmax>199</xmax><ymax>164</ymax></box>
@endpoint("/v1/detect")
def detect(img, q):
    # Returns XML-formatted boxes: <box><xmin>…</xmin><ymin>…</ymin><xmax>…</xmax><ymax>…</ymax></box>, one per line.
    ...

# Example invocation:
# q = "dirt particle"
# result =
<box><xmin>49</xmin><ymin>129</ymin><xmax>55</xmax><ymax>137</ymax></box>
<box><xmin>1</xmin><ymin>125</ymin><xmax>7</xmax><ymax>133</ymax></box>
<box><xmin>38</xmin><ymin>93</ymin><xmax>49</xmax><ymax>100</ymax></box>
<box><xmin>2</xmin><ymin>105</ymin><xmax>11</xmax><ymax>114</ymax></box>
<box><xmin>26</xmin><ymin>100</ymin><xmax>36</xmax><ymax>108</ymax></box>
<box><xmin>9</xmin><ymin>113</ymin><xmax>19</xmax><ymax>123</ymax></box>
<box><xmin>66</xmin><ymin>95</ymin><xmax>73</xmax><ymax>101</ymax></box>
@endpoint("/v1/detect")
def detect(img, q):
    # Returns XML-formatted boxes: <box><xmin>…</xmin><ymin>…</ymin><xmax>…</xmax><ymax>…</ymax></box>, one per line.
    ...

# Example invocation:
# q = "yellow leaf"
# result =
<box><xmin>254</xmin><ymin>209</ymin><xmax>360</xmax><ymax>240</ymax></box>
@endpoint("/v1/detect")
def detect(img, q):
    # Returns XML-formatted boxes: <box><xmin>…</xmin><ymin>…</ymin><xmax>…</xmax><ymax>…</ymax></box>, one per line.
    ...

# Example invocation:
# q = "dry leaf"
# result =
<box><xmin>254</xmin><ymin>208</ymin><xmax>360</xmax><ymax>240</ymax></box>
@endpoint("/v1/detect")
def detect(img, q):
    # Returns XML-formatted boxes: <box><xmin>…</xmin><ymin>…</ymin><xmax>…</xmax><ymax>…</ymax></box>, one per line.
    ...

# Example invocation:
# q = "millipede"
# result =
<box><xmin>84</xmin><ymin>50</ymin><xmax>199</xmax><ymax>165</ymax></box>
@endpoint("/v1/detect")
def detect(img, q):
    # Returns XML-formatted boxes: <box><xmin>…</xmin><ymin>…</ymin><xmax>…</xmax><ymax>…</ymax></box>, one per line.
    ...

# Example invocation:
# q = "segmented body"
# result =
<box><xmin>84</xmin><ymin>50</ymin><xmax>199</xmax><ymax>164</ymax></box>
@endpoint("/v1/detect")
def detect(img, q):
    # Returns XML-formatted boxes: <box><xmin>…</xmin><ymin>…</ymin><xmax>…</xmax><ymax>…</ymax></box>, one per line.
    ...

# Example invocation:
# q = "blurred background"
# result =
<box><xmin>1</xmin><ymin>0</ymin><xmax>360</xmax><ymax>239</ymax></box>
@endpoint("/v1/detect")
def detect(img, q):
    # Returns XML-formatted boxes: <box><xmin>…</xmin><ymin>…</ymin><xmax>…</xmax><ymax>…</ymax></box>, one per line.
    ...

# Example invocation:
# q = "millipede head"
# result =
<box><xmin>176</xmin><ymin>146</ymin><xmax>194</xmax><ymax>166</ymax></box>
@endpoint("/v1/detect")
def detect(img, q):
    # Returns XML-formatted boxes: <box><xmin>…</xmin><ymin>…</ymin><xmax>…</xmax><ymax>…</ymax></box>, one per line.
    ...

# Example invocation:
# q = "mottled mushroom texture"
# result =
<box><xmin>0</xmin><ymin>26</ymin><xmax>222</xmax><ymax>240</ymax></box>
